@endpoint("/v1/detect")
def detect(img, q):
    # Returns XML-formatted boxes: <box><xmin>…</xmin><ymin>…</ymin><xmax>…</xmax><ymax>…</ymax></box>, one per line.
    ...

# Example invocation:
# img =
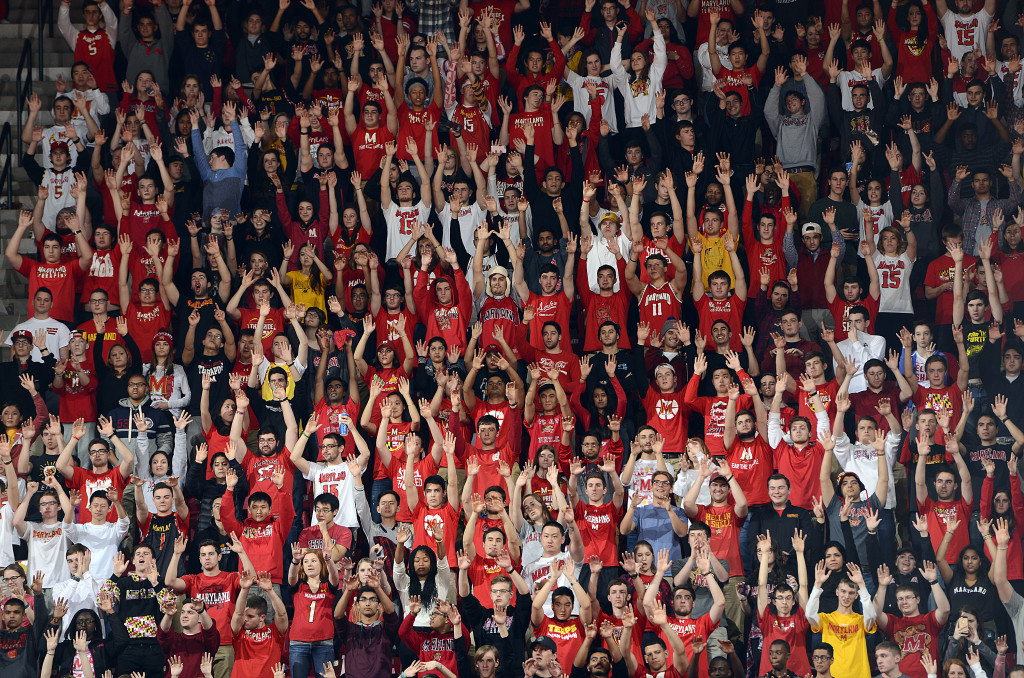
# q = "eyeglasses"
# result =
<box><xmin>3</xmin><ymin>576</ymin><xmax>24</xmax><ymax>583</ymax></box>
<box><xmin>321</xmin><ymin>443</ymin><xmax>340</xmax><ymax>449</ymax></box>
<box><xmin>652</xmin><ymin>479</ymin><xmax>672</xmax><ymax>486</ymax></box>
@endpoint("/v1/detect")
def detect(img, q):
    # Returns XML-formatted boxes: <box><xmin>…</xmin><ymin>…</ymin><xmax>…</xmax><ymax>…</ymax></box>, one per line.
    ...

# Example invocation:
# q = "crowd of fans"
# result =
<box><xmin>6</xmin><ymin>0</ymin><xmax>1024</xmax><ymax>677</ymax></box>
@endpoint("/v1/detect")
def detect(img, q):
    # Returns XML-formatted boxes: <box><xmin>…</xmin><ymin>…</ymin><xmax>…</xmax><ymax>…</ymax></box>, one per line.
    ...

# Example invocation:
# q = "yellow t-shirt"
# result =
<box><xmin>286</xmin><ymin>270</ymin><xmax>327</xmax><ymax>314</ymax></box>
<box><xmin>695</xmin><ymin>232</ymin><xmax>734</xmax><ymax>289</ymax></box>
<box><xmin>813</xmin><ymin>610</ymin><xmax>876</xmax><ymax>678</ymax></box>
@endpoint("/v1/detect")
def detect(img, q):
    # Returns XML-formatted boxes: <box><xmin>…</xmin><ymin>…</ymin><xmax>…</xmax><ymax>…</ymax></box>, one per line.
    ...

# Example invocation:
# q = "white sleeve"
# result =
<box><xmin>57</xmin><ymin>5</ymin><xmax>78</xmax><ymax>49</ymax></box>
<box><xmin>833</xmin><ymin>434</ymin><xmax>853</xmax><ymax>468</ymax></box>
<box><xmin>171</xmin><ymin>427</ymin><xmax>188</xmax><ymax>479</ymax></box>
<box><xmin>101</xmin><ymin>1</ymin><xmax>119</xmax><ymax>45</ymax></box>
<box><xmin>767</xmin><ymin>412</ymin><xmax>784</xmax><ymax>448</ymax></box>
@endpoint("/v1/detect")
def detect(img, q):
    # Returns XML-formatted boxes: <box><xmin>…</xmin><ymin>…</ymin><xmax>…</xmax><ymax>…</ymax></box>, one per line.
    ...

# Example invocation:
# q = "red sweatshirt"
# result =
<box><xmin>413</xmin><ymin>269</ymin><xmax>473</xmax><ymax>352</ymax></box>
<box><xmin>219</xmin><ymin>487</ymin><xmax>295</xmax><ymax>583</ymax></box>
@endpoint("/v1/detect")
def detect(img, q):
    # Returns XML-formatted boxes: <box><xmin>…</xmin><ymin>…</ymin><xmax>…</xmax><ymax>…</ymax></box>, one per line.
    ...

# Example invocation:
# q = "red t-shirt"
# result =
<box><xmin>758</xmin><ymin>607</ymin><xmax>811</xmax><ymax>676</ymax></box>
<box><xmin>389</xmin><ymin>451</ymin><xmax>438</xmax><ymax>523</ymax></box>
<box><xmin>81</xmin><ymin>248</ymin><xmax>121</xmax><ymax>308</ymax></box>
<box><xmin>123</xmin><ymin>301</ymin><xmax>170</xmax><ymax>363</ymax></box>
<box><xmin>725</xmin><ymin>437</ymin><xmax>773</xmax><ymax>505</ymax></box>
<box><xmin>461</xmin><ymin>443</ymin><xmax>518</xmax><ymax>498</ymax></box>
<box><xmin>924</xmin><ymin>254</ymin><xmax>977</xmax><ymax>325</ymax></box>
<box><xmin>574</xmin><ymin>502</ymin><xmax>620</xmax><ymax>566</ymax></box>
<box><xmin>232</xmin><ymin>623</ymin><xmax>284</xmax><ymax>678</ymax></box>
<box><xmin>16</xmin><ymin>257</ymin><xmax>83</xmax><ymax>322</ymax></box>
<box><xmin>695</xmin><ymin>504</ymin><xmax>745</xmax><ymax>577</ymax></box>
<box><xmin>533</xmin><ymin>616</ymin><xmax>586</xmax><ymax>668</ymax></box>
<box><xmin>238</xmin><ymin>307</ymin><xmax>285</xmax><ymax>354</ymax></box>
<box><xmin>350</xmin><ymin>124</ymin><xmax>394</xmax><ymax>176</ymax></box>
<box><xmin>695</xmin><ymin>294</ymin><xmax>746</xmax><ymax>351</ymax></box>
<box><xmin>716</xmin><ymin>65</ymin><xmax>762</xmax><ymax>115</ymax></box>
<box><xmin>411</xmin><ymin>501</ymin><xmax>460</xmax><ymax>567</ymax></box>
<box><xmin>396</xmin><ymin>102</ymin><xmax>441</xmax><ymax>162</ymax></box>
<box><xmin>642</xmin><ymin>390</ymin><xmax>690</xmax><ymax>453</ymax></box>
<box><xmin>912</xmin><ymin>385</ymin><xmax>963</xmax><ymax>437</ymax></box>
<box><xmin>828</xmin><ymin>293</ymin><xmax>880</xmax><ymax>342</ymax></box>
<box><xmin>660</xmin><ymin>614</ymin><xmax>718</xmax><ymax>674</ymax></box>
<box><xmin>180</xmin><ymin>571</ymin><xmax>241</xmax><ymax>646</ymax></box>
<box><xmin>240</xmin><ymin>449</ymin><xmax>295</xmax><ymax>520</ymax></box>
<box><xmin>297</xmin><ymin>523</ymin><xmax>353</xmax><ymax>552</ymax></box>
<box><xmin>524</xmin><ymin>291</ymin><xmax>572</xmax><ymax>352</ymax></box>
<box><xmin>69</xmin><ymin>466</ymin><xmax>126</xmax><ymax>523</ymax></box>
<box><xmin>919</xmin><ymin>496</ymin><xmax>972</xmax><ymax>564</ymax></box>
<box><xmin>527</xmin><ymin>413</ymin><xmax>563</xmax><ymax>462</ymax></box>
<box><xmin>850</xmin><ymin>384</ymin><xmax>903</xmax><ymax>434</ymax></box>
<box><xmin>689</xmin><ymin>391</ymin><xmax>753</xmax><ymax>457</ymax></box>
<box><xmin>772</xmin><ymin>441</ymin><xmax>826</xmax><ymax>510</ymax></box>
<box><xmin>887</xmin><ymin>610</ymin><xmax>944</xmax><ymax>678</ymax></box>
<box><xmin>312</xmin><ymin>397</ymin><xmax>361</xmax><ymax>454</ymax></box>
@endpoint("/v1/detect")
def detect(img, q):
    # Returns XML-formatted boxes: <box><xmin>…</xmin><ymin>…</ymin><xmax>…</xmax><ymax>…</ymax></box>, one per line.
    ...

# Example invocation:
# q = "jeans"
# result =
<box><xmin>289</xmin><ymin>640</ymin><xmax>335</xmax><ymax>678</ymax></box>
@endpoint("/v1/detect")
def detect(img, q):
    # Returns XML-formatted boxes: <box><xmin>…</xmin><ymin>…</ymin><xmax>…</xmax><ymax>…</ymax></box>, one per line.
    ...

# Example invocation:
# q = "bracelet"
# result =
<box><xmin>928</xmin><ymin>579</ymin><xmax>939</xmax><ymax>585</ymax></box>
<box><xmin>300</xmin><ymin>431</ymin><xmax>309</xmax><ymax>438</ymax></box>
<box><xmin>292</xmin><ymin>559</ymin><xmax>299</xmax><ymax>564</ymax></box>
<box><xmin>287</xmin><ymin>361</ymin><xmax>295</xmax><ymax>366</ymax></box>
<box><xmin>700</xmin><ymin>570</ymin><xmax>712</xmax><ymax>576</ymax></box>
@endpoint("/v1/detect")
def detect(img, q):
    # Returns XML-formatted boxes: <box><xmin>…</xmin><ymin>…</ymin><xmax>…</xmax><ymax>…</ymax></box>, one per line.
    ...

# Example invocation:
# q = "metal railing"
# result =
<box><xmin>0</xmin><ymin>123</ymin><xmax>12</xmax><ymax>207</ymax></box>
<box><xmin>39</xmin><ymin>0</ymin><xmax>55</xmax><ymax>80</ymax></box>
<box><xmin>16</xmin><ymin>38</ymin><xmax>34</xmax><ymax>159</ymax></box>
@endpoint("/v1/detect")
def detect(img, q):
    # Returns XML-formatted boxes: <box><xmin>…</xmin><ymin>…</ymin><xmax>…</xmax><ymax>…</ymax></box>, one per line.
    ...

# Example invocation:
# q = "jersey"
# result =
<box><xmin>941</xmin><ymin>10</ymin><xmax>993</xmax><ymax>60</ymax></box>
<box><xmin>302</xmin><ymin>461</ymin><xmax>358</xmax><ymax>528</ymax></box>
<box><xmin>383</xmin><ymin>201</ymin><xmax>430</xmax><ymax>260</ymax></box>
<box><xmin>74</xmin><ymin>29</ymin><xmax>116</xmax><ymax>92</ymax></box>
<box><xmin>639</xmin><ymin>282</ymin><xmax>683</xmax><ymax>337</ymax></box>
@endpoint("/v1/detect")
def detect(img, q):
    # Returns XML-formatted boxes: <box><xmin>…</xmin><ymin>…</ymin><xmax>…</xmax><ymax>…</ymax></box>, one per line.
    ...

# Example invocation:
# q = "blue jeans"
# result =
<box><xmin>289</xmin><ymin>640</ymin><xmax>335</xmax><ymax>678</ymax></box>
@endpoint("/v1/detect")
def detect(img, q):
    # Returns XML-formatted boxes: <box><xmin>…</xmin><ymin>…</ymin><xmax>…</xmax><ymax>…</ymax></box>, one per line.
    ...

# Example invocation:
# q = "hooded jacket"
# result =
<box><xmin>107</xmin><ymin>395</ymin><xmax>173</xmax><ymax>455</ymax></box>
<box><xmin>764</xmin><ymin>76</ymin><xmax>827</xmax><ymax>170</ymax></box>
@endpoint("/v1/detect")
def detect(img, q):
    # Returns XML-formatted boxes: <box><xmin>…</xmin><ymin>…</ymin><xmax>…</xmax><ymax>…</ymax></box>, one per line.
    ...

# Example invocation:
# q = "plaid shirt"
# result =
<box><xmin>947</xmin><ymin>179</ymin><xmax>1022</xmax><ymax>255</ymax></box>
<box><xmin>405</xmin><ymin>0</ymin><xmax>458</xmax><ymax>42</ymax></box>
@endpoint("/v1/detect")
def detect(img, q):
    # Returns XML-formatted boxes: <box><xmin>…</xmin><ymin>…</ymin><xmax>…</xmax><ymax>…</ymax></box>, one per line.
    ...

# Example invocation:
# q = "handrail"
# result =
<box><xmin>0</xmin><ymin>123</ymin><xmax>12</xmax><ymax>208</ymax></box>
<box><xmin>39</xmin><ymin>0</ymin><xmax>55</xmax><ymax>80</ymax></box>
<box><xmin>16</xmin><ymin>39</ymin><xmax>34</xmax><ymax>159</ymax></box>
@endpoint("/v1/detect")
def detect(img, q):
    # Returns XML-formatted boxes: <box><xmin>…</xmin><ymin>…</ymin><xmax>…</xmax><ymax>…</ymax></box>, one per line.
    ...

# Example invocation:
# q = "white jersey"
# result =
<box><xmin>39</xmin><ymin>167</ymin><xmax>78</xmax><ymax>231</ymax></box>
<box><xmin>856</xmin><ymin>199</ymin><xmax>894</xmax><ymax>249</ymax></box>
<box><xmin>303</xmin><ymin>461</ymin><xmax>359</xmax><ymax>528</ymax></box>
<box><xmin>40</xmin><ymin>123</ymin><xmax>87</xmax><ymax>169</ymax></box>
<box><xmin>438</xmin><ymin>202</ymin><xmax>487</xmax><ymax>254</ymax></box>
<box><xmin>941</xmin><ymin>10</ymin><xmax>994</xmax><ymax>61</ymax></box>
<box><xmin>521</xmin><ymin>551</ymin><xmax>582</xmax><ymax>616</ymax></box>
<box><xmin>564</xmin><ymin>71</ymin><xmax>618</xmax><ymax>134</ymax></box>
<box><xmin>873</xmin><ymin>250</ymin><xmax>915</xmax><ymax>315</ymax></box>
<box><xmin>384</xmin><ymin>200</ymin><xmax>430</xmax><ymax>260</ymax></box>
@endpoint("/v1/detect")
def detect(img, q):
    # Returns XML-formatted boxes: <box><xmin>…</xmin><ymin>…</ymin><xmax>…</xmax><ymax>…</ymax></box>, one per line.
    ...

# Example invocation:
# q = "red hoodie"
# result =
<box><xmin>413</xmin><ymin>268</ymin><xmax>473</xmax><ymax>352</ymax></box>
<box><xmin>219</xmin><ymin>487</ymin><xmax>294</xmax><ymax>583</ymax></box>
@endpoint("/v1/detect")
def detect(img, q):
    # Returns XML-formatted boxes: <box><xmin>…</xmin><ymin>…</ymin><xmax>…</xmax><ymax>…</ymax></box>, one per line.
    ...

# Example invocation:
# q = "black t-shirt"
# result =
<box><xmin>963</xmin><ymin>320</ymin><xmax>990</xmax><ymax>380</ymax></box>
<box><xmin>26</xmin><ymin>454</ymin><xmax>64</xmax><ymax>522</ymax></box>
<box><xmin>174</xmin><ymin>293</ymin><xmax>225</xmax><ymax>360</ymax></box>
<box><xmin>140</xmin><ymin>512</ymin><xmax>185</xmax><ymax>580</ymax></box>
<box><xmin>184</xmin><ymin>350</ymin><xmax>233</xmax><ymax>416</ymax></box>
<box><xmin>963</xmin><ymin>440</ymin><xmax>1014</xmax><ymax>499</ymax></box>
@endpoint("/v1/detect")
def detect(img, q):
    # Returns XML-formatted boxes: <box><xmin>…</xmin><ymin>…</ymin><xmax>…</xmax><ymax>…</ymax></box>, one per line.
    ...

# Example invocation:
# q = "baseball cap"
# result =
<box><xmin>600</xmin><ymin>212</ymin><xmax>621</xmax><ymax>224</ymax></box>
<box><xmin>10</xmin><ymin>330</ymin><xmax>32</xmax><ymax>343</ymax></box>
<box><xmin>530</xmin><ymin>636</ymin><xmax>558</xmax><ymax>653</ymax></box>
<box><xmin>801</xmin><ymin>222</ymin><xmax>822</xmax><ymax>236</ymax></box>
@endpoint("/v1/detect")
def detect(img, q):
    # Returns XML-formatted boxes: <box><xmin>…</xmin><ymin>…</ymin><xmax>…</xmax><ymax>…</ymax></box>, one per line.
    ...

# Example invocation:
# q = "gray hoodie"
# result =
<box><xmin>764</xmin><ymin>76</ymin><xmax>827</xmax><ymax>171</ymax></box>
<box><xmin>117</xmin><ymin>4</ymin><xmax>174</xmax><ymax>93</ymax></box>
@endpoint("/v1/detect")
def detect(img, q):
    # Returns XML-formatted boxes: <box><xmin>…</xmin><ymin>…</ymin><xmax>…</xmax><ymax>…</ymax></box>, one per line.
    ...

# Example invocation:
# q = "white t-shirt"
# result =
<box><xmin>64</xmin><ymin>517</ymin><xmax>132</xmax><ymax>580</ymax></box>
<box><xmin>20</xmin><ymin>521</ymin><xmax>71</xmax><ymax>586</ymax></box>
<box><xmin>521</xmin><ymin>551</ymin><xmax>582</xmax><ymax>616</ymax></box>
<box><xmin>872</xmin><ymin>250</ymin><xmax>915</xmax><ymax>314</ymax></box>
<box><xmin>836</xmin><ymin>69</ymin><xmax>886</xmax><ymax>111</ymax></box>
<box><xmin>384</xmin><ymin>201</ymin><xmax>430</xmax><ymax>260</ymax></box>
<box><xmin>4</xmin><ymin>317</ymin><xmax>72</xmax><ymax>358</ymax></box>
<box><xmin>941</xmin><ymin>9</ymin><xmax>993</xmax><ymax>61</ymax></box>
<box><xmin>623</xmin><ymin>458</ymin><xmax>674</xmax><ymax>507</ymax></box>
<box><xmin>303</xmin><ymin>461</ymin><xmax>359</xmax><ymax>528</ymax></box>
<box><xmin>0</xmin><ymin>503</ymin><xmax>16</xmax><ymax>568</ymax></box>
<box><xmin>51</xmin><ymin>573</ymin><xmax>103</xmax><ymax>636</ymax></box>
<box><xmin>438</xmin><ymin>203</ymin><xmax>487</xmax><ymax>255</ymax></box>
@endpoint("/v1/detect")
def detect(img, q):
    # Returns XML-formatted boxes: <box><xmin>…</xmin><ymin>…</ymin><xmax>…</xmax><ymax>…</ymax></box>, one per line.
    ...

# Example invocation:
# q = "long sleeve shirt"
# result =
<box><xmin>219</xmin><ymin>487</ymin><xmax>295</xmax><ymax>583</ymax></box>
<box><xmin>190</xmin><ymin>121</ymin><xmax>247</xmax><ymax>219</ymax></box>
<box><xmin>947</xmin><ymin>179</ymin><xmax>1023</xmax><ymax>255</ymax></box>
